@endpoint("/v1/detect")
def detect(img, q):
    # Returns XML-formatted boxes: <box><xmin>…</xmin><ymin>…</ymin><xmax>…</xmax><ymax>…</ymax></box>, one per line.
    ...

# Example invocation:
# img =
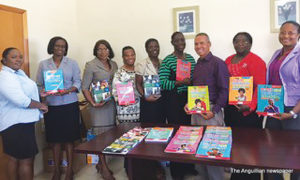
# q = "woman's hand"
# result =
<box><xmin>200</xmin><ymin>111</ymin><xmax>215</xmax><ymax>120</ymax></box>
<box><xmin>235</xmin><ymin>104</ymin><xmax>250</xmax><ymax>112</ymax></box>
<box><xmin>40</xmin><ymin>89</ymin><xmax>49</xmax><ymax>98</ymax></box>
<box><xmin>92</xmin><ymin>101</ymin><xmax>106</xmax><ymax>108</ymax></box>
<box><xmin>39</xmin><ymin>103</ymin><xmax>48</xmax><ymax>113</ymax></box>
<box><xmin>145</xmin><ymin>95</ymin><xmax>161</xmax><ymax>102</ymax></box>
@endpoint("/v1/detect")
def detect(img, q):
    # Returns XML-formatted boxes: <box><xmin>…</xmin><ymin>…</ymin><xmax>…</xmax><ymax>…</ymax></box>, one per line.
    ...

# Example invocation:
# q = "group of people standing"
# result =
<box><xmin>0</xmin><ymin>20</ymin><xmax>300</xmax><ymax>180</ymax></box>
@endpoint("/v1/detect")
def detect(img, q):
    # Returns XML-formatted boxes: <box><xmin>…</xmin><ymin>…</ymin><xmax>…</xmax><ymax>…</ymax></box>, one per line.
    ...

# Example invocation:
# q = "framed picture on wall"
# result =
<box><xmin>270</xmin><ymin>0</ymin><xmax>300</xmax><ymax>32</ymax></box>
<box><xmin>173</xmin><ymin>6</ymin><xmax>199</xmax><ymax>39</ymax></box>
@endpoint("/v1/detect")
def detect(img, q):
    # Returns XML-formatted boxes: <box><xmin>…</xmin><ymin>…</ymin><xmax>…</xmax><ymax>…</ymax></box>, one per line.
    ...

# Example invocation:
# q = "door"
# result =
<box><xmin>0</xmin><ymin>4</ymin><xmax>29</xmax><ymax>180</ymax></box>
<box><xmin>0</xmin><ymin>4</ymin><xmax>29</xmax><ymax>75</ymax></box>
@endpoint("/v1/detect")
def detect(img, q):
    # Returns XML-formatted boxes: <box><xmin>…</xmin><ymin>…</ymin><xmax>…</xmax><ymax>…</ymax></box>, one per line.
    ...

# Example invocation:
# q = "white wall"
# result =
<box><xmin>77</xmin><ymin>0</ymin><xmax>282</xmax><ymax>66</ymax></box>
<box><xmin>0</xmin><ymin>0</ymin><xmax>286</xmax><ymax>176</ymax></box>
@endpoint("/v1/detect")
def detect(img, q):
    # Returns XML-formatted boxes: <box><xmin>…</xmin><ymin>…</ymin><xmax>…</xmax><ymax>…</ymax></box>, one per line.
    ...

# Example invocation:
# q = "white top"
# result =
<box><xmin>0</xmin><ymin>66</ymin><xmax>41</xmax><ymax>131</ymax></box>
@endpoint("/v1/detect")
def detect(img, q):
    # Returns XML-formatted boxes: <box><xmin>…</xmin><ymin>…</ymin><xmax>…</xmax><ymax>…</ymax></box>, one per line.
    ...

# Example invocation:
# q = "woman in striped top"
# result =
<box><xmin>159</xmin><ymin>31</ymin><xmax>196</xmax><ymax>179</ymax></box>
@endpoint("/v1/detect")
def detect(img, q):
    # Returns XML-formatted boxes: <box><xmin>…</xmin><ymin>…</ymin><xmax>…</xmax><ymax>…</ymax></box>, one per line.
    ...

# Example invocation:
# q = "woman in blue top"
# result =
<box><xmin>36</xmin><ymin>37</ymin><xmax>81</xmax><ymax>180</ymax></box>
<box><xmin>0</xmin><ymin>47</ymin><xmax>47</xmax><ymax>180</ymax></box>
<box><xmin>265</xmin><ymin>21</ymin><xmax>300</xmax><ymax>180</ymax></box>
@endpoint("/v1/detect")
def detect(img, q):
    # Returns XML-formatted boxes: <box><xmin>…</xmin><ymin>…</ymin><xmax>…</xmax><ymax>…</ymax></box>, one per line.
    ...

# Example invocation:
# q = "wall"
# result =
<box><xmin>76</xmin><ymin>0</ymin><xmax>282</xmax><ymax>66</ymax></box>
<box><xmin>0</xmin><ymin>0</ymin><xmax>286</xmax><ymax>176</ymax></box>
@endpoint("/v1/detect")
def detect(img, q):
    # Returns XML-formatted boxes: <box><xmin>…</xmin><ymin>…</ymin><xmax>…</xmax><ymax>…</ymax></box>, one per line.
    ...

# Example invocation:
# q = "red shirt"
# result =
<box><xmin>225</xmin><ymin>52</ymin><xmax>266</xmax><ymax>116</ymax></box>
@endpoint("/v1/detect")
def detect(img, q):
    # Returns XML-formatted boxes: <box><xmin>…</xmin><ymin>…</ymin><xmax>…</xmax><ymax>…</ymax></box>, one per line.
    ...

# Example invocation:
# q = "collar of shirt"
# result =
<box><xmin>197</xmin><ymin>52</ymin><xmax>213</xmax><ymax>63</ymax></box>
<box><xmin>2</xmin><ymin>65</ymin><xmax>26</xmax><ymax>76</ymax></box>
<box><xmin>48</xmin><ymin>56</ymin><xmax>68</xmax><ymax>69</ymax></box>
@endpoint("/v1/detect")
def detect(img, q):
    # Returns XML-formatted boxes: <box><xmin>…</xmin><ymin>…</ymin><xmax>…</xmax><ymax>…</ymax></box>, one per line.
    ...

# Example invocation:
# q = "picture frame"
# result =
<box><xmin>270</xmin><ymin>0</ymin><xmax>300</xmax><ymax>32</ymax></box>
<box><xmin>173</xmin><ymin>6</ymin><xmax>199</xmax><ymax>39</ymax></box>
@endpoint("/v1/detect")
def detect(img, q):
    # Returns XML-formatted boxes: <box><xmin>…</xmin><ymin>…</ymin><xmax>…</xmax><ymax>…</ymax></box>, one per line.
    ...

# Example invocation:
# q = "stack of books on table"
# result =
<box><xmin>196</xmin><ymin>126</ymin><xmax>232</xmax><ymax>160</ymax></box>
<box><xmin>102</xmin><ymin>127</ymin><xmax>150</xmax><ymax>155</ymax></box>
<box><xmin>145</xmin><ymin>127</ymin><xmax>174</xmax><ymax>142</ymax></box>
<box><xmin>164</xmin><ymin>126</ymin><xmax>203</xmax><ymax>154</ymax></box>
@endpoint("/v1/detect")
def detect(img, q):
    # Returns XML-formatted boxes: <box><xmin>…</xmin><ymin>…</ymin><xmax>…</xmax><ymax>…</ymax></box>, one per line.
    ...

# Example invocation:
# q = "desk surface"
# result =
<box><xmin>75</xmin><ymin>123</ymin><xmax>300</xmax><ymax>170</ymax></box>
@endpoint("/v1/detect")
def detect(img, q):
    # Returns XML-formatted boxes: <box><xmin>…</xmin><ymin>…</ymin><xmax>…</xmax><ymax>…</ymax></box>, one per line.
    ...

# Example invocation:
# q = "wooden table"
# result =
<box><xmin>75</xmin><ymin>123</ymin><xmax>300</xmax><ymax>179</ymax></box>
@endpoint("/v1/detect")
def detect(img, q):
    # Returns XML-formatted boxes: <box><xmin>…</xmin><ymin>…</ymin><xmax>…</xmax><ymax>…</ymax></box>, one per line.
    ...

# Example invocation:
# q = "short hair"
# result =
<box><xmin>195</xmin><ymin>33</ymin><xmax>211</xmax><ymax>43</ymax></box>
<box><xmin>281</xmin><ymin>21</ymin><xmax>300</xmax><ymax>34</ymax></box>
<box><xmin>47</xmin><ymin>36</ymin><xmax>68</xmax><ymax>56</ymax></box>
<box><xmin>238</xmin><ymin>88</ymin><xmax>246</xmax><ymax>93</ymax></box>
<box><xmin>93</xmin><ymin>39</ymin><xmax>114</xmax><ymax>59</ymax></box>
<box><xmin>122</xmin><ymin>46</ymin><xmax>135</xmax><ymax>56</ymax></box>
<box><xmin>145</xmin><ymin>38</ymin><xmax>159</xmax><ymax>50</ymax></box>
<box><xmin>233</xmin><ymin>32</ymin><xmax>253</xmax><ymax>44</ymax></box>
<box><xmin>195</xmin><ymin>99</ymin><xmax>201</xmax><ymax>104</ymax></box>
<box><xmin>171</xmin><ymin>31</ymin><xmax>184</xmax><ymax>41</ymax></box>
<box><xmin>1</xmin><ymin>47</ymin><xmax>17</xmax><ymax>64</ymax></box>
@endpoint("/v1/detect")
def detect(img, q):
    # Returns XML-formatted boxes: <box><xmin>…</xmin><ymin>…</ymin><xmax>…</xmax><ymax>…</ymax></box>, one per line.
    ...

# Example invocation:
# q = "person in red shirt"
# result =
<box><xmin>224</xmin><ymin>32</ymin><xmax>266</xmax><ymax>180</ymax></box>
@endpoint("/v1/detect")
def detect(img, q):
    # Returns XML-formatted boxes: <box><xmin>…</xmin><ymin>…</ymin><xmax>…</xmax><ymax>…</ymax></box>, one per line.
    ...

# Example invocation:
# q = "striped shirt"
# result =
<box><xmin>159</xmin><ymin>54</ymin><xmax>195</xmax><ymax>93</ymax></box>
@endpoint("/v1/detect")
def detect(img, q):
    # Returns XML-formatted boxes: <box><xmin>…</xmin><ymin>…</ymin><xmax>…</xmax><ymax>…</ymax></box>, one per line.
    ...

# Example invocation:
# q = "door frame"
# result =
<box><xmin>0</xmin><ymin>4</ymin><xmax>29</xmax><ymax>75</ymax></box>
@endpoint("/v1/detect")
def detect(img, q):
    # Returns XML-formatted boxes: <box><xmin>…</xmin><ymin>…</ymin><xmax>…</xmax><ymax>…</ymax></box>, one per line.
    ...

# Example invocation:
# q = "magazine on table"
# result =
<box><xmin>103</xmin><ymin>127</ymin><xmax>150</xmax><ymax>155</ymax></box>
<box><xmin>145</xmin><ymin>127</ymin><xmax>174</xmax><ymax>142</ymax></box>
<box><xmin>229</xmin><ymin>76</ymin><xmax>253</xmax><ymax>105</ymax></box>
<box><xmin>165</xmin><ymin>126</ymin><xmax>203</xmax><ymax>154</ymax></box>
<box><xmin>257</xmin><ymin>85</ymin><xmax>284</xmax><ymax>116</ymax></box>
<box><xmin>196</xmin><ymin>126</ymin><xmax>232</xmax><ymax>160</ymax></box>
<box><xmin>187</xmin><ymin>86</ymin><xmax>210</xmax><ymax>114</ymax></box>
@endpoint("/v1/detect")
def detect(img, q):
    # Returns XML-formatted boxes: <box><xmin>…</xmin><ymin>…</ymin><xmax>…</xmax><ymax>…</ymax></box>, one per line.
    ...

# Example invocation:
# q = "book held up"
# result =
<box><xmin>44</xmin><ymin>69</ymin><xmax>64</xmax><ymax>94</ymax></box>
<box><xmin>229</xmin><ymin>76</ymin><xmax>253</xmax><ymax>105</ymax></box>
<box><xmin>187</xmin><ymin>86</ymin><xmax>210</xmax><ymax>114</ymax></box>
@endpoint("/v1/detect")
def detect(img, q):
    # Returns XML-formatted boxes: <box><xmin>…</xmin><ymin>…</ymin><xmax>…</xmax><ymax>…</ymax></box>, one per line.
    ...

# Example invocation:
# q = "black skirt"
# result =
<box><xmin>140</xmin><ymin>95</ymin><xmax>166</xmax><ymax>124</ymax></box>
<box><xmin>44</xmin><ymin>101</ymin><xmax>80</xmax><ymax>143</ymax></box>
<box><xmin>1</xmin><ymin>122</ymin><xmax>38</xmax><ymax>159</ymax></box>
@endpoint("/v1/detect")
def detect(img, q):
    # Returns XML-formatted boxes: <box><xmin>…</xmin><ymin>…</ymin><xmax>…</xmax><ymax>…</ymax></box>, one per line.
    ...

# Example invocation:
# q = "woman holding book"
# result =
<box><xmin>36</xmin><ymin>36</ymin><xmax>81</xmax><ymax>180</ymax></box>
<box><xmin>159</xmin><ymin>32</ymin><xmax>196</xmax><ymax>179</ymax></box>
<box><xmin>264</xmin><ymin>21</ymin><xmax>300</xmax><ymax>180</ymax></box>
<box><xmin>136</xmin><ymin>38</ymin><xmax>166</xmax><ymax>123</ymax></box>
<box><xmin>224</xmin><ymin>32</ymin><xmax>266</xmax><ymax>180</ymax></box>
<box><xmin>82</xmin><ymin>39</ymin><xmax>118</xmax><ymax>180</ymax></box>
<box><xmin>0</xmin><ymin>47</ymin><xmax>48</xmax><ymax>180</ymax></box>
<box><xmin>112</xmin><ymin>46</ymin><xmax>140</xmax><ymax>123</ymax></box>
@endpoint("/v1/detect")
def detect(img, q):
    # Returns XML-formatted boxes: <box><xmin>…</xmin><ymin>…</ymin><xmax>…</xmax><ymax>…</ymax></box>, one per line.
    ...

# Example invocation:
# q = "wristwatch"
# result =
<box><xmin>289</xmin><ymin>110</ymin><xmax>298</xmax><ymax>119</ymax></box>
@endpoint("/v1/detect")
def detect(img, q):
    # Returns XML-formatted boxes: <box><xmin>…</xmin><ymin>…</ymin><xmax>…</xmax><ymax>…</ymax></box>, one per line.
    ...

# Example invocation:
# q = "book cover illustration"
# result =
<box><xmin>257</xmin><ymin>85</ymin><xmax>284</xmax><ymax>116</ymax></box>
<box><xmin>196</xmin><ymin>126</ymin><xmax>232</xmax><ymax>160</ymax></box>
<box><xmin>229</xmin><ymin>76</ymin><xmax>253</xmax><ymax>105</ymax></box>
<box><xmin>116</xmin><ymin>81</ymin><xmax>135</xmax><ymax>105</ymax></box>
<box><xmin>145</xmin><ymin>127</ymin><xmax>174</xmax><ymax>142</ymax></box>
<box><xmin>44</xmin><ymin>69</ymin><xmax>64</xmax><ymax>94</ymax></box>
<box><xmin>103</xmin><ymin>127</ymin><xmax>150</xmax><ymax>155</ymax></box>
<box><xmin>188</xmin><ymin>86</ymin><xmax>210</xmax><ymax>114</ymax></box>
<box><xmin>165</xmin><ymin>126</ymin><xmax>203</xmax><ymax>154</ymax></box>
<box><xmin>91</xmin><ymin>80</ymin><xmax>111</xmax><ymax>103</ymax></box>
<box><xmin>176</xmin><ymin>59</ymin><xmax>191</xmax><ymax>81</ymax></box>
<box><xmin>143</xmin><ymin>75</ymin><xmax>161</xmax><ymax>98</ymax></box>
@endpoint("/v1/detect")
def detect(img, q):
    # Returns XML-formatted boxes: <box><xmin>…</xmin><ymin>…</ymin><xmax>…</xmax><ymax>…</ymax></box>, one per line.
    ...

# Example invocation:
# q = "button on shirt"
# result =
<box><xmin>192</xmin><ymin>52</ymin><xmax>230</xmax><ymax>114</ymax></box>
<box><xmin>36</xmin><ymin>56</ymin><xmax>81</xmax><ymax>106</ymax></box>
<box><xmin>0</xmin><ymin>66</ymin><xmax>40</xmax><ymax>131</ymax></box>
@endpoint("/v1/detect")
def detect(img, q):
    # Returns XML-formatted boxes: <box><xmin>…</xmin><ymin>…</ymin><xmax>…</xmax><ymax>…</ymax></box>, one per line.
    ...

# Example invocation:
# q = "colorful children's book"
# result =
<box><xmin>145</xmin><ymin>127</ymin><xmax>174</xmax><ymax>142</ymax></box>
<box><xmin>229</xmin><ymin>76</ymin><xmax>253</xmax><ymax>105</ymax></box>
<box><xmin>143</xmin><ymin>75</ymin><xmax>161</xmax><ymax>98</ymax></box>
<box><xmin>44</xmin><ymin>69</ymin><xmax>64</xmax><ymax>94</ymax></box>
<box><xmin>176</xmin><ymin>59</ymin><xmax>191</xmax><ymax>81</ymax></box>
<box><xmin>257</xmin><ymin>85</ymin><xmax>284</xmax><ymax>116</ymax></box>
<box><xmin>187</xmin><ymin>86</ymin><xmax>210</xmax><ymax>114</ymax></box>
<box><xmin>196</xmin><ymin>126</ymin><xmax>232</xmax><ymax>160</ymax></box>
<box><xmin>91</xmin><ymin>80</ymin><xmax>111</xmax><ymax>103</ymax></box>
<box><xmin>165</xmin><ymin>126</ymin><xmax>203</xmax><ymax>154</ymax></box>
<box><xmin>116</xmin><ymin>81</ymin><xmax>135</xmax><ymax>105</ymax></box>
<box><xmin>102</xmin><ymin>127</ymin><xmax>150</xmax><ymax>155</ymax></box>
